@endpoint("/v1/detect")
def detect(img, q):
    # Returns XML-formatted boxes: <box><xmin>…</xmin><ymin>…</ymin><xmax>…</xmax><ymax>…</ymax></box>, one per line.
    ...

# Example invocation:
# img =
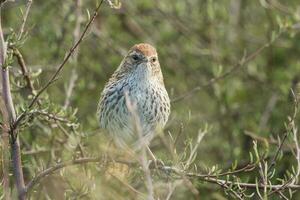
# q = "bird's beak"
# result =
<box><xmin>143</xmin><ymin>57</ymin><xmax>149</xmax><ymax>63</ymax></box>
<box><xmin>137</xmin><ymin>58</ymin><xmax>148</xmax><ymax>65</ymax></box>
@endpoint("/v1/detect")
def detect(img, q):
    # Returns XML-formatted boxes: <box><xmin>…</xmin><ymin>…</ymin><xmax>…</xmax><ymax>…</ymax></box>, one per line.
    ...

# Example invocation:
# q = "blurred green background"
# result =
<box><xmin>2</xmin><ymin>0</ymin><xmax>300</xmax><ymax>199</ymax></box>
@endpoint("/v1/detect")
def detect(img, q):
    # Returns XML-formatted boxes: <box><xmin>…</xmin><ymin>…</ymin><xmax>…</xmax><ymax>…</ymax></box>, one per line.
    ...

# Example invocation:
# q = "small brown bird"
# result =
<box><xmin>97</xmin><ymin>43</ymin><xmax>170</xmax><ymax>149</ymax></box>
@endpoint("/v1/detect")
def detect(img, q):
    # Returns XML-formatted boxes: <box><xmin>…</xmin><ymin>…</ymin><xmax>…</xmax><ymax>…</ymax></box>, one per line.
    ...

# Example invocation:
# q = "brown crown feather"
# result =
<box><xmin>131</xmin><ymin>43</ymin><xmax>157</xmax><ymax>57</ymax></box>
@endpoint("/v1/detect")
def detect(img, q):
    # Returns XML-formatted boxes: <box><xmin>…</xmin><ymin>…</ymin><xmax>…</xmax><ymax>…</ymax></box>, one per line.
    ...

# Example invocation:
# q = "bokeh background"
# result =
<box><xmin>2</xmin><ymin>0</ymin><xmax>300</xmax><ymax>199</ymax></box>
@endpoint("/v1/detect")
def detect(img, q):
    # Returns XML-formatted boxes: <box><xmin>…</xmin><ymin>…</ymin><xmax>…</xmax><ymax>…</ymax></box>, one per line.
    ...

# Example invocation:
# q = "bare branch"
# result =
<box><xmin>0</xmin><ymin>8</ymin><xmax>26</xmax><ymax>199</ymax></box>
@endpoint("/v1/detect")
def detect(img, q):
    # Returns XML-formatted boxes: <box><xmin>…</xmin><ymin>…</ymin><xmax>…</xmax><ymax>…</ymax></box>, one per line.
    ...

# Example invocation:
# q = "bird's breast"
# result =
<box><xmin>98</xmin><ymin>77</ymin><xmax>170</xmax><ymax>143</ymax></box>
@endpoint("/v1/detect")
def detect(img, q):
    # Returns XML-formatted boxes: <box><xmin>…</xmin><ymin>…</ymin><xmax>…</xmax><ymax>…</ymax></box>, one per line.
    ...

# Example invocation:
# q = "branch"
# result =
<box><xmin>266</xmin><ymin>91</ymin><xmax>300</xmax><ymax>196</ymax></box>
<box><xmin>157</xmin><ymin>165</ymin><xmax>300</xmax><ymax>191</ymax></box>
<box><xmin>24</xmin><ymin>156</ymin><xmax>136</xmax><ymax>194</ymax></box>
<box><xmin>0</xmin><ymin>8</ymin><xmax>26</xmax><ymax>200</ymax></box>
<box><xmin>201</xmin><ymin>176</ymin><xmax>300</xmax><ymax>190</ymax></box>
<box><xmin>0</xmin><ymin>7</ymin><xmax>10</xmax><ymax>200</ymax></box>
<box><xmin>23</xmin><ymin>155</ymin><xmax>300</xmax><ymax>197</ymax></box>
<box><xmin>22</xmin><ymin>148</ymin><xmax>61</xmax><ymax>155</ymax></box>
<box><xmin>30</xmin><ymin>110</ymin><xmax>72</xmax><ymax>123</ymax></box>
<box><xmin>13</xmin><ymin>0</ymin><xmax>105</xmax><ymax>130</ymax></box>
<box><xmin>267</xmin><ymin>90</ymin><xmax>299</xmax><ymax>176</ymax></box>
<box><xmin>0</xmin><ymin>97</ymin><xmax>10</xmax><ymax>200</ymax></box>
<box><xmin>108</xmin><ymin>171</ymin><xmax>146</xmax><ymax>197</ymax></box>
<box><xmin>12</xmin><ymin>48</ymin><xmax>35</xmax><ymax>94</ymax></box>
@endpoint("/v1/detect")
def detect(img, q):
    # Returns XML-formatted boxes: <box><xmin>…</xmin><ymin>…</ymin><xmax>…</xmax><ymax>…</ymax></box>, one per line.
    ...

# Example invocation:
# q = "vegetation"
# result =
<box><xmin>1</xmin><ymin>0</ymin><xmax>300</xmax><ymax>199</ymax></box>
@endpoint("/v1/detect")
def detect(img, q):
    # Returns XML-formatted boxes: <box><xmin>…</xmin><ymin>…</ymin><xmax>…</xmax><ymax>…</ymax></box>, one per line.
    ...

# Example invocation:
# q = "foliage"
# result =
<box><xmin>1</xmin><ymin>0</ymin><xmax>300</xmax><ymax>199</ymax></box>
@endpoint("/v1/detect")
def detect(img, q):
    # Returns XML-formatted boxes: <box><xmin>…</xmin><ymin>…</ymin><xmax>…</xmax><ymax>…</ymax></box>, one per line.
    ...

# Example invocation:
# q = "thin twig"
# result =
<box><xmin>185</xmin><ymin>128</ymin><xmax>207</xmax><ymax>169</ymax></box>
<box><xmin>157</xmin><ymin>165</ymin><xmax>300</xmax><ymax>190</ymax></box>
<box><xmin>22</xmin><ymin>148</ymin><xmax>61</xmax><ymax>155</ymax></box>
<box><xmin>12</xmin><ymin>48</ymin><xmax>35</xmax><ymax>94</ymax></box>
<box><xmin>30</xmin><ymin>110</ymin><xmax>72</xmax><ymax>123</ymax></box>
<box><xmin>13</xmin><ymin>0</ymin><xmax>105</xmax><ymax>131</ymax></box>
<box><xmin>216</xmin><ymin>179</ymin><xmax>244</xmax><ymax>200</ymax></box>
<box><xmin>24</xmin><ymin>156</ymin><xmax>135</xmax><ymax>194</ymax></box>
<box><xmin>165</xmin><ymin>182</ymin><xmax>177</xmax><ymax>200</ymax></box>
<box><xmin>267</xmin><ymin>92</ymin><xmax>300</xmax><ymax>196</ymax></box>
<box><xmin>291</xmin><ymin>116</ymin><xmax>300</xmax><ymax>185</ymax></box>
<box><xmin>125</xmin><ymin>92</ymin><xmax>155</xmax><ymax>200</ymax></box>
<box><xmin>18</xmin><ymin>0</ymin><xmax>32</xmax><ymax>40</ymax></box>
<box><xmin>108</xmin><ymin>171</ymin><xmax>146</xmax><ymax>198</ymax></box>
<box><xmin>23</xmin><ymin>155</ymin><xmax>300</xmax><ymax>197</ymax></box>
<box><xmin>267</xmin><ymin>90</ymin><xmax>298</xmax><ymax>175</ymax></box>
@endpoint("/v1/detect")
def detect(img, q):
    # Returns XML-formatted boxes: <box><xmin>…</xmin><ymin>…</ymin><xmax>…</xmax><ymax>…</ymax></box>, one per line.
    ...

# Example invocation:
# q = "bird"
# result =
<box><xmin>97</xmin><ymin>43</ymin><xmax>170</xmax><ymax>149</ymax></box>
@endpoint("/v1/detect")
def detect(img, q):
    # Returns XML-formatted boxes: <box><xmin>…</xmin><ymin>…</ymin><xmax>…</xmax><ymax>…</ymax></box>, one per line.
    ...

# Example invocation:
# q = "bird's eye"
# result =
<box><xmin>132</xmin><ymin>54</ymin><xmax>139</xmax><ymax>61</ymax></box>
<box><xmin>151</xmin><ymin>57</ymin><xmax>157</xmax><ymax>62</ymax></box>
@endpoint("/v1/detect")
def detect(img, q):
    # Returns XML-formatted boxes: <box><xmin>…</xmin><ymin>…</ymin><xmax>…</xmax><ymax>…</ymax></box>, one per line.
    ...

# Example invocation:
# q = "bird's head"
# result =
<box><xmin>115</xmin><ymin>43</ymin><xmax>164</xmax><ymax>85</ymax></box>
